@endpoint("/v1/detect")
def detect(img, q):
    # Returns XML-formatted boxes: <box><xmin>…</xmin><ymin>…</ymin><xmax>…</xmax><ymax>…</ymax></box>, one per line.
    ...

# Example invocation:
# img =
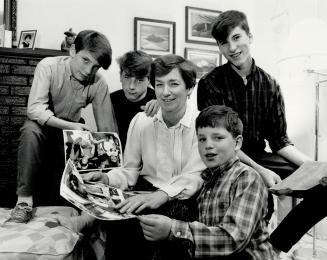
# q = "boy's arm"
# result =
<box><xmin>277</xmin><ymin>145</ymin><xmax>311</xmax><ymax>166</ymax></box>
<box><xmin>27</xmin><ymin>60</ymin><xmax>54</xmax><ymax>125</ymax></box>
<box><xmin>28</xmin><ymin>60</ymin><xmax>91</xmax><ymax>130</ymax></box>
<box><xmin>237</xmin><ymin>149</ymin><xmax>281</xmax><ymax>187</ymax></box>
<box><xmin>91</xmin><ymin>80</ymin><xmax>118</xmax><ymax>132</ymax></box>
<box><xmin>168</xmin><ymin>171</ymin><xmax>268</xmax><ymax>258</ymax></box>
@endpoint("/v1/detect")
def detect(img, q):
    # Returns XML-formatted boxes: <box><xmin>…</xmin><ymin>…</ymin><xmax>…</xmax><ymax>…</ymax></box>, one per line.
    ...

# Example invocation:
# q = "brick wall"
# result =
<box><xmin>0</xmin><ymin>47</ymin><xmax>67</xmax><ymax>207</ymax></box>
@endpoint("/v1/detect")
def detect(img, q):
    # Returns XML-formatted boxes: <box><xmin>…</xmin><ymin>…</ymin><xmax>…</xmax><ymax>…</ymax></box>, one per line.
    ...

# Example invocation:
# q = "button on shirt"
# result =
<box><xmin>107</xmin><ymin>104</ymin><xmax>206</xmax><ymax>199</ymax></box>
<box><xmin>170</xmin><ymin>157</ymin><xmax>276</xmax><ymax>259</ymax></box>
<box><xmin>27</xmin><ymin>56</ymin><xmax>117</xmax><ymax>132</ymax></box>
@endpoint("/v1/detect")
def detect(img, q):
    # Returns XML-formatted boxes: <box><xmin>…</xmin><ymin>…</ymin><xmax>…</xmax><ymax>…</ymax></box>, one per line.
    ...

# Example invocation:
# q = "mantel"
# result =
<box><xmin>0</xmin><ymin>47</ymin><xmax>68</xmax><ymax>58</ymax></box>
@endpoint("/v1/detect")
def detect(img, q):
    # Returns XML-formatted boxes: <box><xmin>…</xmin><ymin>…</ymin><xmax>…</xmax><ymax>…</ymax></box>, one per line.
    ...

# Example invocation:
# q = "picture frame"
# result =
<box><xmin>185</xmin><ymin>47</ymin><xmax>221</xmax><ymax>79</ymax></box>
<box><xmin>134</xmin><ymin>17</ymin><xmax>175</xmax><ymax>57</ymax></box>
<box><xmin>18</xmin><ymin>30</ymin><xmax>37</xmax><ymax>49</ymax></box>
<box><xmin>185</xmin><ymin>6</ymin><xmax>221</xmax><ymax>45</ymax></box>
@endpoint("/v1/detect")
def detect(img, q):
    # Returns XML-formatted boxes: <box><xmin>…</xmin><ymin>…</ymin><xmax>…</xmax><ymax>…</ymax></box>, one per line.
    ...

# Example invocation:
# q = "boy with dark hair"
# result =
<box><xmin>197</xmin><ymin>10</ymin><xmax>310</xmax><ymax>189</ymax></box>
<box><xmin>138</xmin><ymin>105</ymin><xmax>276</xmax><ymax>260</ymax></box>
<box><xmin>10</xmin><ymin>29</ymin><xmax>118</xmax><ymax>223</ymax></box>
<box><xmin>111</xmin><ymin>50</ymin><xmax>158</xmax><ymax>149</ymax></box>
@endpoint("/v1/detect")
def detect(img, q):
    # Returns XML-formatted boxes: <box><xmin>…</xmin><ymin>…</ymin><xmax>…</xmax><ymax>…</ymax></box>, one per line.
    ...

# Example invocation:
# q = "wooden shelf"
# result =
<box><xmin>0</xmin><ymin>47</ymin><xmax>68</xmax><ymax>58</ymax></box>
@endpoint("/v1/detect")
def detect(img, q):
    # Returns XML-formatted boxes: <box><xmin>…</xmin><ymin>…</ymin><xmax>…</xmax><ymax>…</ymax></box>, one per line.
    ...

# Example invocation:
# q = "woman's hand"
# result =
<box><xmin>81</xmin><ymin>171</ymin><xmax>109</xmax><ymax>185</ymax></box>
<box><xmin>115</xmin><ymin>190</ymin><xmax>169</xmax><ymax>214</ymax></box>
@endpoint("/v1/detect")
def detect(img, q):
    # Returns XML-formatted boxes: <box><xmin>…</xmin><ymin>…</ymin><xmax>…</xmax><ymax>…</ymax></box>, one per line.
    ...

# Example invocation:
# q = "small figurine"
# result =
<box><xmin>61</xmin><ymin>28</ymin><xmax>76</xmax><ymax>52</ymax></box>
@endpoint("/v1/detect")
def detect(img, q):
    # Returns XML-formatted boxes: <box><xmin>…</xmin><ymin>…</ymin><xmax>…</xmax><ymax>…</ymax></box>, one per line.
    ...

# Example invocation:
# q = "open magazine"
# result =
<box><xmin>270</xmin><ymin>161</ymin><xmax>327</xmax><ymax>195</ymax></box>
<box><xmin>60</xmin><ymin>159</ymin><xmax>137</xmax><ymax>220</ymax></box>
<box><xmin>60</xmin><ymin>130</ymin><xmax>148</xmax><ymax>220</ymax></box>
<box><xmin>63</xmin><ymin>130</ymin><xmax>123</xmax><ymax>172</ymax></box>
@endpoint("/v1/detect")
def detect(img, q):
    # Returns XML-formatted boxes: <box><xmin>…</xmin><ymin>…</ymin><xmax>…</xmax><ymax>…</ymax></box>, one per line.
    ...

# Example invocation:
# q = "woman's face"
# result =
<box><xmin>154</xmin><ymin>68</ymin><xmax>193</xmax><ymax>119</ymax></box>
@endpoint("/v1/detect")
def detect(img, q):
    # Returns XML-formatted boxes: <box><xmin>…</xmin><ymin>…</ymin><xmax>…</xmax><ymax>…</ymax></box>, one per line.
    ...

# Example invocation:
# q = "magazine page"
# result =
<box><xmin>270</xmin><ymin>161</ymin><xmax>327</xmax><ymax>195</ymax></box>
<box><xmin>60</xmin><ymin>159</ymin><xmax>135</xmax><ymax>220</ymax></box>
<box><xmin>63</xmin><ymin>130</ymin><xmax>122</xmax><ymax>172</ymax></box>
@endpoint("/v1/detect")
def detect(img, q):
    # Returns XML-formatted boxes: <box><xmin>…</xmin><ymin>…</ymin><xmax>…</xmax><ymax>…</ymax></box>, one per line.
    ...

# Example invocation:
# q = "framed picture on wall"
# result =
<box><xmin>185</xmin><ymin>6</ymin><xmax>221</xmax><ymax>45</ymax></box>
<box><xmin>18</xmin><ymin>30</ymin><xmax>37</xmax><ymax>49</ymax></box>
<box><xmin>185</xmin><ymin>47</ymin><xmax>221</xmax><ymax>79</ymax></box>
<box><xmin>134</xmin><ymin>17</ymin><xmax>175</xmax><ymax>57</ymax></box>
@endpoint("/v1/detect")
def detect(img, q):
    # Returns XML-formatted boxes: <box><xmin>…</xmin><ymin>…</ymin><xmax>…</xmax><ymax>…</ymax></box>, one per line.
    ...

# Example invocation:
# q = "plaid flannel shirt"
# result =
<box><xmin>170</xmin><ymin>157</ymin><xmax>276</xmax><ymax>259</ymax></box>
<box><xmin>197</xmin><ymin>60</ymin><xmax>292</xmax><ymax>155</ymax></box>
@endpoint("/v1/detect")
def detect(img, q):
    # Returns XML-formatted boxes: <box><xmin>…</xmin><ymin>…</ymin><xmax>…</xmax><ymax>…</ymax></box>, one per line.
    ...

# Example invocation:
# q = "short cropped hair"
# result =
<box><xmin>150</xmin><ymin>54</ymin><xmax>196</xmax><ymax>89</ymax></box>
<box><xmin>196</xmin><ymin>105</ymin><xmax>243</xmax><ymax>138</ymax></box>
<box><xmin>24</xmin><ymin>34</ymin><xmax>32</xmax><ymax>40</ymax></box>
<box><xmin>117</xmin><ymin>51</ymin><xmax>152</xmax><ymax>78</ymax></box>
<box><xmin>211</xmin><ymin>10</ymin><xmax>250</xmax><ymax>44</ymax></box>
<box><xmin>74</xmin><ymin>30</ymin><xmax>112</xmax><ymax>70</ymax></box>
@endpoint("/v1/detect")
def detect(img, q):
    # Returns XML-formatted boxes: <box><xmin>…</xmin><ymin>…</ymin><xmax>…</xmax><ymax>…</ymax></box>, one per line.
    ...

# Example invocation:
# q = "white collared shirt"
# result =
<box><xmin>107</xmin><ymin>104</ymin><xmax>205</xmax><ymax>199</ymax></box>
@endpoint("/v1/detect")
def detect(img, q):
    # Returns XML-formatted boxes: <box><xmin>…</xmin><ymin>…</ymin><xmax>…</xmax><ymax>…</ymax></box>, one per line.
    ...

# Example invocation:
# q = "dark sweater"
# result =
<box><xmin>111</xmin><ymin>87</ymin><xmax>156</xmax><ymax>150</ymax></box>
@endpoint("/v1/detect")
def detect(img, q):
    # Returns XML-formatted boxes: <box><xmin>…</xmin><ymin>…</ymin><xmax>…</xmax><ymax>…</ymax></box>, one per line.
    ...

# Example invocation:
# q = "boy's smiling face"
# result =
<box><xmin>197</xmin><ymin>126</ymin><xmax>242</xmax><ymax>169</ymax></box>
<box><xmin>217</xmin><ymin>26</ymin><xmax>253</xmax><ymax>70</ymax></box>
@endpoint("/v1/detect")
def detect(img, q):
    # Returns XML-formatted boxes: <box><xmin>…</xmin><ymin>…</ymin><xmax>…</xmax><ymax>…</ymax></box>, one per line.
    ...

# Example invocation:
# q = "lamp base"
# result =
<box><xmin>293</xmin><ymin>247</ymin><xmax>327</xmax><ymax>260</ymax></box>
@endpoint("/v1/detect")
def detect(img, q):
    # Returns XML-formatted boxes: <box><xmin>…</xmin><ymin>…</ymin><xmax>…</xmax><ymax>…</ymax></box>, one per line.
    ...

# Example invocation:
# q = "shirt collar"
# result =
<box><xmin>227</xmin><ymin>58</ymin><xmax>257</xmax><ymax>79</ymax></box>
<box><xmin>201</xmin><ymin>156</ymin><xmax>240</xmax><ymax>182</ymax></box>
<box><xmin>154</xmin><ymin>102</ymin><xmax>193</xmax><ymax>129</ymax></box>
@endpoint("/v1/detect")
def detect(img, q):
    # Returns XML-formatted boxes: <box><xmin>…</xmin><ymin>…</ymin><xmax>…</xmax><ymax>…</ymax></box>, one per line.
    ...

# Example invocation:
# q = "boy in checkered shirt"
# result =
<box><xmin>138</xmin><ymin>105</ymin><xmax>277</xmax><ymax>260</ymax></box>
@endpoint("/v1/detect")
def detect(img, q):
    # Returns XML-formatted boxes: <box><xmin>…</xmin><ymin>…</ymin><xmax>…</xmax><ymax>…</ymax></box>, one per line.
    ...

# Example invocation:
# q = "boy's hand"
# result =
<box><xmin>81</xmin><ymin>171</ymin><xmax>109</xmax><ymax>185</ymax></box>
<box><xmin>138</xmin><ymin>214</ymin><xmax>172</xmax><ymax>241</ymax></box>
<box><xmin>141</xmin><ymin>99</ymin><xmax>159</xmax><ymax>117</ymax></box>
<box><xmin>258</xmin><ymin>167</ymin><xmax>281</xmax><ymax>188</ymax></box>
<box><xmin>115</xmin><ymin>190</ymin><xmax>169</xmax><ymax>214</ymax></box>
<box><xmin>319</xmin><ymin>177</ymin><xmax>327</xmax><ymax>187</ymax></box>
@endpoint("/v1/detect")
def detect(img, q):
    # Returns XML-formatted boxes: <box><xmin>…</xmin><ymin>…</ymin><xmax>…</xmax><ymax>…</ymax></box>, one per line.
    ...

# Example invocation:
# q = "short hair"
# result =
<box><xmin>74</xmin><ymin>30</ymin><xmax>112</xmax><ymax>70</ymax></box>
<box><xmin>211</xmin><ymin>10</ymin><xmax>250</xmax><ymax>44</ymax></box>
<box><xmin>117</xmin><ymin>51</ymin><xmax>152</xmax><ymax>78</ymax></box>
<box><xmin>196</xmin><ymin>105</ymin><xmax>243</xmax><ymax>138</ymax></box>
<box><xmin>24</xmin><ymin>34</ymin><xmax>32</xmax><ymax>40</ymax></box>
<box><xmin>150</xmin><ymin>54</ymin><xmax>196</xmax><ymax>89</ymax></box>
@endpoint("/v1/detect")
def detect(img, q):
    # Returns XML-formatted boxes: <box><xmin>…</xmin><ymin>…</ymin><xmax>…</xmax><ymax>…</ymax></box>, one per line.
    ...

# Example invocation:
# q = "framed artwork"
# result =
<box><xmin>18</xmin><ymin>30</ymin><xmax>37</xmax><ymax>49</ymax></box>
<box><xmin>185</xmin><ymin>47</ymin><xmax>221</xmax><ymax>79</ymax></box>
<box><xmin>134</xmin><ymin>17</ymin><xmax>175</xmax><ymax>57</ymax></box>
<box><xmin>185</xmin><ymin>6</ymin><xmax>221</xmax><ymax>45</ymax></box>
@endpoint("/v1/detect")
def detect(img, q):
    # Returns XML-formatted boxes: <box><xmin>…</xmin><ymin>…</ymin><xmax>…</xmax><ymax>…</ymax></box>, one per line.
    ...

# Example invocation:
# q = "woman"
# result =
<box><xmin>84</xmin><ymin>54</ymin><xmax>205</xmax><ymax>214</ymax></box>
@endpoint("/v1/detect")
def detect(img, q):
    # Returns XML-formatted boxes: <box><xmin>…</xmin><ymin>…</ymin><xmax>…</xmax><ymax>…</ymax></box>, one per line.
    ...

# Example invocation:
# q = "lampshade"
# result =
<box><xmin>279</xmin><ymin>18</ymin><xmax>327</xmax><ymax>71</ymax></box>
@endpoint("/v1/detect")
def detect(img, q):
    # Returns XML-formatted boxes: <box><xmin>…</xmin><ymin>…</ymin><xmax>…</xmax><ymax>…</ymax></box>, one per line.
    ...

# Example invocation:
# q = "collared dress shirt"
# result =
<box><xmin>170</xmin><ymin>157</ymin><xmax>276</xmax><ymax>259</ymax></box>
<box><xmin>197</xmin><ymin>60</ymin><xmax>292</xmax><ymax>155</ymax></box>
<box><xmin>107</xmin><ymin>104</ymin><xmax>206</xmax><ymax>199</ymax></box>
<box><xmin>27</xmin><ymin>56</ymin><xmax>117</xmax><ymax>132</ymax></box>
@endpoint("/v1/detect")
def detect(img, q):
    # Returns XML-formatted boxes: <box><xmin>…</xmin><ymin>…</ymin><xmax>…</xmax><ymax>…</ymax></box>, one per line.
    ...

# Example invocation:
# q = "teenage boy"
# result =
<box><xmin>197</xmin><ymin>10</ymin><xmax>310</xmax><ymax>188</ymax></box>
<box><xmin>138</xmin><ymin>105</ymin><xmax>276</xmax><ymax>260</ymax></box>
<box><xmin>11</xmin><ymin>30</ymin><xmax>118</xmax><ymax>223</ymax></box>
<box><xmin>110</xmin><ymin>50</ymin><xmax>158</xmax><ymax>150</ymax></box>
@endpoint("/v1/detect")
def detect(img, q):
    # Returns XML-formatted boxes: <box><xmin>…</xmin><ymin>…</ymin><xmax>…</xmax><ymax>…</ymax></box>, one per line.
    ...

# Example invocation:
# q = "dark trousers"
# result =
<box><xmin>270</xmin><ymin>185</ymin><xmax>327</xmax><ymax>252</ymax></box>
<box><xmin>104</xmin><ymin>177</ymin><xmax>198</xmax><ymax>260</ymax></box>
<box><xmin>16</xmin><ymin>119</ymin><xmax>68</xmax><ymax>206</ymax></box>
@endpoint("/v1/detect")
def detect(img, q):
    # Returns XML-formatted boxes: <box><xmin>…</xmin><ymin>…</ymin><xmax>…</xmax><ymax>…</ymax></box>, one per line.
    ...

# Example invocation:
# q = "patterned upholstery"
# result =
<box><xmin>0</xmin><ymin>206</ymin><xmax>83</xmax><ymax>260</ymax></box>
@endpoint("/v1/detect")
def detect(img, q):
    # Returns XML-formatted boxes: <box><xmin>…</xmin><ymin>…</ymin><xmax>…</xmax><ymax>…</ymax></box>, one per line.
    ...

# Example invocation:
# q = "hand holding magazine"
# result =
<box><xmin>60</xmin><ymin>130</ymin><xmax>148</xmax><ymax>220</ymax></box>
<box><xmin>270</xmin><ymin>161</ymin><xmax>327</xmax><ymax>196</ymax></box>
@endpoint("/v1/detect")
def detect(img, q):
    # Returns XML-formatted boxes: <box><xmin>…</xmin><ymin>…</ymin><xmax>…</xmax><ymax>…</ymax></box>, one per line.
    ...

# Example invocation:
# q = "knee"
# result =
<box><xmin>20</xmin><ymin>120</ymin><xmax>44</xmax><ymax>140</ymax></box>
